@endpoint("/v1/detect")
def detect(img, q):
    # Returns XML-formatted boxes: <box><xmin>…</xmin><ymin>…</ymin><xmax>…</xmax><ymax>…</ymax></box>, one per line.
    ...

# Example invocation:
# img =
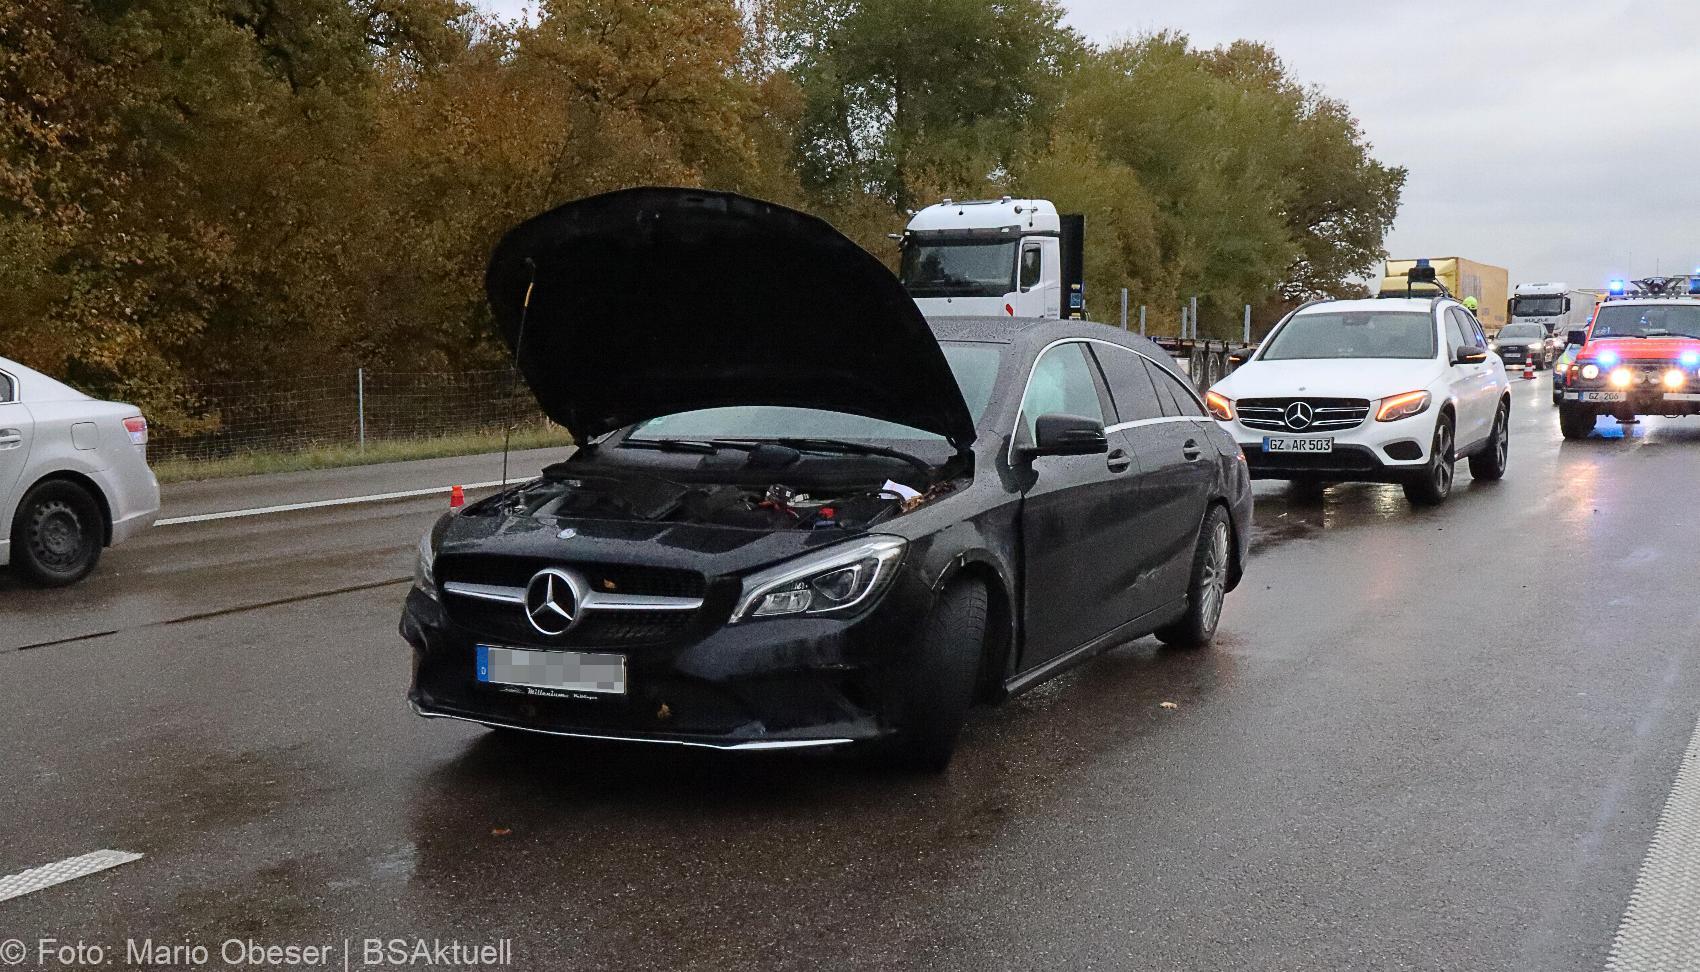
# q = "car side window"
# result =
<box><xmin>1019</xmin><ymin>244</ymin><xmax>1042</xmax><ymax>292</ymax></box>
<box><xmin>1469</xmin><ymin>316</ymin><xmax>1489</xmax><ymax>349</ymax></box>
<box><xmin>0</xmin><ymin>372</ymin><xmax>12</xmax><ymax>403</ymax></box>
<box><xmin>1445</xmin><ymin>311</ymin><xmax>1472</xmax><ymax>357</ymax></box>
<box><xmin>1090</xmin><ymin>345</ymin><xmax>1164</xmax><ymax>423</ymax></box>
<box><xmin>1019</xmin><ymin>342</ymin><xmax>1105</xmax><ymax>440</ymax></box>
<box><xmin>1146</xmin><ymin>361</ymin><xmax>1206</xmax><ymax>418</ymax></box>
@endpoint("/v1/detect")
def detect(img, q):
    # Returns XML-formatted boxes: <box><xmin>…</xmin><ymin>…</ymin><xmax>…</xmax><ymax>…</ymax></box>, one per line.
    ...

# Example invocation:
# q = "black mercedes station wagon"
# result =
<box><xmin>401</xmin><ymin>187</ymin><xmax>1253</xmax><ymax>769</ymax></box>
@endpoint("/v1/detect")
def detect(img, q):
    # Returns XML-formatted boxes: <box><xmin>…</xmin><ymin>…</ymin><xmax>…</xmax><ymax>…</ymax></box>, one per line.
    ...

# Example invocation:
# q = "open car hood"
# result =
<box><xmin>486</xmin><ymin>188</ymin><xmax>977</xmax><ymax>448</ymax></box>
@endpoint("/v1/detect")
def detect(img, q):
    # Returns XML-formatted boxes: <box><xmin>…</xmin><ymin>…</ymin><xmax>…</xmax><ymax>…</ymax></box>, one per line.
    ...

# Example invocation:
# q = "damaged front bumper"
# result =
<box><xmin>399</xmin><ymin>568</ymin><xmax>934</xmax><ymax>751</ymax></box>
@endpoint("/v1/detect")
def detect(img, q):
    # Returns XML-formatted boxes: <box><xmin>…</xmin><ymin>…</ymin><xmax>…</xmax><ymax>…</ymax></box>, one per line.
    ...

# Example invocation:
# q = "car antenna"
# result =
<box><xmin>501</xmin><ymin>257</ymin><xmax>538</xmax><ymax>489</ymax></box>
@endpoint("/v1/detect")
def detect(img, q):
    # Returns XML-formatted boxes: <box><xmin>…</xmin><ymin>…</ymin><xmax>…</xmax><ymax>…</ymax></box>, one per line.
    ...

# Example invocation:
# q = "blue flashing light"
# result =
<box><xmin>1683</xmin><ymin>350</ymin><xmax>1700</xmax><ymax>368</ymax></box>
<box><xmin>1608</xmin><ymin>279</ymin><xmax>1626</xmax><ymax>295</ymax></box>
<box><xmin>1599</xmin><ymin>350</ymin><xmax>1620</xmax><ymax>367</ymax></box>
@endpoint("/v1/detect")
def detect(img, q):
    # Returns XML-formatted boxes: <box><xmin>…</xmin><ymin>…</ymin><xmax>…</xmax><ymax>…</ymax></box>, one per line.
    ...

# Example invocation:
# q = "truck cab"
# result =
<box><xmin>898</xmin><ymin>198</ymin><xmax>1084</xmax><ymax>319</ymax></box>
<box><xmin>1510</xmin><ymin>282</ymin><xmax>1595</xmax><ymax>353</ymax></box>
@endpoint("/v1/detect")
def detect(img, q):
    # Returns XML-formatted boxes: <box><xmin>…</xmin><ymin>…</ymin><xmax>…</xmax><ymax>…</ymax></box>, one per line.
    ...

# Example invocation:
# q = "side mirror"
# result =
<box><xmin>1566</xmin><ymin>329</ymin><xmax>1588</xmax><ymax>348</ymax></box>
<box><xmin>1024</xmin><ymin>413</ymin><xmax>1108</xmax><ymax>458</ymax></box>
<box><xmin>1563</xmin><ymin>297</ymin><xmax>1572</xmax><ymax>312</ymax></box>
<box><xmin>1455</xmin><ymin>346</ymin><xmax>1489</xmax><ymax>365</ymax></box>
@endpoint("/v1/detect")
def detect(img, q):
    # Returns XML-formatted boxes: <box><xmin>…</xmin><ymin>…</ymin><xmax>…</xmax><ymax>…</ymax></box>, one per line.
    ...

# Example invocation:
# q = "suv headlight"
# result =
<box><xmin>414</xmin><ymin>527</ymin><xmax>438</xmax><ymax>599</ymax></box>
<box><xmin>1204</xmin><ymin>390</ymin><xmax>1235</xmax><ymax>421</ymax></box>
<box><xmin>731</xmin><ymin>536</ymin><xmax>907</xmax><ymax>622</ymax></box>
<box><xmin>1375</xmin><ymin>390</ymin><xmax>1431</xmax><ymax>422</ymax></box>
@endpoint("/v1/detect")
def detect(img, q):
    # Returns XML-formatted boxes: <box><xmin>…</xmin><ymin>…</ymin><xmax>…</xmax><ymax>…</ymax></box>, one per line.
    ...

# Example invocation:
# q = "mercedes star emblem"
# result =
<box><xmin>525</xmin><ymin>567</ymin><xmax>582</xmax><ymax>637</ymax></box>
<box><xmin>1284</xmin><ymin>401</ymin><xmax>1314</xmax><ymax>431</ymax></box>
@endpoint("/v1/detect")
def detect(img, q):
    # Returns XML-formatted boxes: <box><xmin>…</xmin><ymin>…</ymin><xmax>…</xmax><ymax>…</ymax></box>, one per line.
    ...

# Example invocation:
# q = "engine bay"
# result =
<box><xmin>490</xmin><ymin>468</ymin><xmax>957</xmax><ymax>532</ymax></box>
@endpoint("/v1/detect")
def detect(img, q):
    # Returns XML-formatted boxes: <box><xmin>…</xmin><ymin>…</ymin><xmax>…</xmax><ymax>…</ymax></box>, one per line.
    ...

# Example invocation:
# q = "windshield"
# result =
<box><xmin>1497</xmin><ymin>324</ymin><xmax>1544</xmax><ymax>341</ymax></box>
<box><xmin>1592</xmin><ymin>304</ymin><xmax>1700</xmax><ymax>339</ymax></box>
<box><xmin>627</xmin><ymin>343</ymin><xmax>1003</xmax><ymax>442</ymax></box>
<box><xmin>1259</xmin><ymin>311</ymin><xmax>1437</xmax><ymax>361</ymax></box>
<box><xmin>1512</xmin><ymin>296</ymin><xmax>1564</xmax><ymax>317</ymax></box>
<box><xmin>900</xmin><ymin>240</ymin><xmax>1018</xmax><ymax>298</ymax></box>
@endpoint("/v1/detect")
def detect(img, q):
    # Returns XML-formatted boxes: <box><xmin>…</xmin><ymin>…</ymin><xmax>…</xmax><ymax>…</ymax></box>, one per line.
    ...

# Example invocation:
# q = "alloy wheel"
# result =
<box><xmin>1433</xmin><ymin>422</ymin><xmax>1454</xmax><ymax>493</ymax></box>
<box><xmin>1198</xmin><ymin>520</ymin><xmax>1230</xmax><ymax>632</ymax></box>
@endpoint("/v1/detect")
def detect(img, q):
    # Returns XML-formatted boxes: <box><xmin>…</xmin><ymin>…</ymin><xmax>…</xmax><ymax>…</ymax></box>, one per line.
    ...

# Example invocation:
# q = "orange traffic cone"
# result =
<box><xmin>1523</xmin><ymin>360</ymin><xmax>1534</xmax><ymax>381</ymax></box>
<box><xmin>449</xmin><ymin>485</ymin><xmax>465</xmax><ymax>509</ymax></box>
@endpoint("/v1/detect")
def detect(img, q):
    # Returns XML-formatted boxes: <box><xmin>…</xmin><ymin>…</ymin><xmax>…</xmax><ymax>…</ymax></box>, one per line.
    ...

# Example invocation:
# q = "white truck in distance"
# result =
<box><xmin>1510</xmin><ymin>282</ymin><xmax>1596</xmax><ymax>349</ymax></box>
<box><xmin>898</xmin><ymin>198</ymin><xmax>1085</xmax><ymax>319</ymax></box>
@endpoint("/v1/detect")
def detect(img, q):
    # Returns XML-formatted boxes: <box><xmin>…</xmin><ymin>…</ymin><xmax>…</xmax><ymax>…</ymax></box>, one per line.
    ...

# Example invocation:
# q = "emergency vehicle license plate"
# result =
<box><xmin>1263</xmin><ymin>437</ymin><xmax>1333</xmax><ymax>453</ymax></box>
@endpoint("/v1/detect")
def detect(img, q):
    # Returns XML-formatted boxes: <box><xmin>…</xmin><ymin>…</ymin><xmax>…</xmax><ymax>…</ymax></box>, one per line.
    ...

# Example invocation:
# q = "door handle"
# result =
<box><xmin>0</xmin><ymin>430</ymin><xmax>20</xmax><ymax>448</ymax></box>
<box><xmin>1106</xmin><ymin>448</ymin><xmax>1133</xmax><ymax>473</ymax></box>
<box><xmin>1182</xmin><ymin>439</ymin><xmax>1204</xmax><ymax>461</ymax></box>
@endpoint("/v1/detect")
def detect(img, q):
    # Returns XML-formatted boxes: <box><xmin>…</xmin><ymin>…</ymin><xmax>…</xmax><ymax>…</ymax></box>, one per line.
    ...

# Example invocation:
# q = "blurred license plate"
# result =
<box><xmin>476</xmin><ymin>645</ymin><xmax>626</xmax><ymax>695</ymax></box>
<box><xmin>1263</xmin><ymin>437</ymin><xmax>1333</xmax><ymax>453</ymax></box>
<box><xmin>1580</xmin><ymin>392</ymin><xmax>1627</xmax><ymax>402</ymax></box>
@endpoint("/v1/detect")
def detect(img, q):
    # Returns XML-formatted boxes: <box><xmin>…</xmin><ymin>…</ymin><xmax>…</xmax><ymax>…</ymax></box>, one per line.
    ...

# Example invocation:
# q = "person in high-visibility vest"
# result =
<box><xmin>1463</xmin><ymin>296</ymin><xmax>1479</xmax><ymax>314</ymax></box>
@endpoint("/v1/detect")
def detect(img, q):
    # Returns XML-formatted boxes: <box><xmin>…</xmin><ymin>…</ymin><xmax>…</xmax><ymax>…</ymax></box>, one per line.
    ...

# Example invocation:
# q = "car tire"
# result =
<box><xmin>1467</xmin><ymin>400</ymin><xmax>1509</xmax><ymax>481</ymax></box>
<box><xmin>1402</xmin><ymin>412</ymin><xmax>1455</xmax><ymax>507</ymax></box>
<box><xmin>879</xmin><ymin>580</ymin><xmax>988</xmax><ymax>772</ymax></box>
<box><xmin>1559</xmin><ymin>404</ymin><xmax>1594</xmax><ymax>440</ymax></box>
<box><xmin>1154</xmin><ymin>505</ymin><xmax>1232</xmax><ymax>649</ymax></box>
<box><xmin>10</xmin><ymin>479</ymin><xmax>105</xmax><ymax>587</ymax></box>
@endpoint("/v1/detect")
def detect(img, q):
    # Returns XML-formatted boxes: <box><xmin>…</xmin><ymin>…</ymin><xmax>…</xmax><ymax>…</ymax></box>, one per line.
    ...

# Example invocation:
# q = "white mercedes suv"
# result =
<box><xmin>1205</xmin><ymin>297</ymin><xmax>1511</xmax><ymax>506</ymax></box>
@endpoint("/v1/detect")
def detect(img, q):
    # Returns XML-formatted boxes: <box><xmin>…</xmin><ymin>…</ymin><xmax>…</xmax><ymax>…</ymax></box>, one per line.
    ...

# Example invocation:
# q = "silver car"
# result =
<box><xmin>1</xmin><ymin>356</ymin><xmax>160</xmax><ymax>585</ymax></box>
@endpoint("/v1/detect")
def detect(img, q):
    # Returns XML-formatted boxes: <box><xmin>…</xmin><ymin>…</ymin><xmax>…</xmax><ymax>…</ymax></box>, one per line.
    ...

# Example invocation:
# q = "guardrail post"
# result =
<box><xmin>1138</xmin><ymin>304</ymin><xmax>1146</xmax><ymax>336</ymax></box>
<box><xmin>357</xmin><ymin>367</ymin><xmax>366</xmax><ymax>453</ymax></box>
<box><xmin>1190</xmin><ymin>295</ymin><xmax>1199</xmax><ymax>340</ymax></box>
<box><xmin>1120</xmin><ymin>288</ymin><xmax>1128</xmax><ymax>329</ymax></box>
<box><xmin>1243</xmin><ymin>304</ymin><xmax>1252</xmax><ymax>344</ymax></box>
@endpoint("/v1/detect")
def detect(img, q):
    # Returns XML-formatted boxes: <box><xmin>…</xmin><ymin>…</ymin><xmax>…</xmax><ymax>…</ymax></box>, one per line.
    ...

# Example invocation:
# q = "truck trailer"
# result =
<box><xmin>1378</xmin><ymin>257</ymin><xmax>1509</xmax><ymax>330</ymax></box>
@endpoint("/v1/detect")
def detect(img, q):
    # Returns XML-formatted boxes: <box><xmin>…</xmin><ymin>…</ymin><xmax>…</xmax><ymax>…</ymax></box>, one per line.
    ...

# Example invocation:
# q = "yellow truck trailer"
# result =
<box><xmin>1379</xmin><ymin>258</ymin><xmax>1510</xmax><ymax>330</ymax></box>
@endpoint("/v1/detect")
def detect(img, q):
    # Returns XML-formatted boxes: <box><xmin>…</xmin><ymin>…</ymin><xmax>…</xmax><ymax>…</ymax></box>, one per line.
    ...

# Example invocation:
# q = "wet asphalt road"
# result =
<box><xmin>5</xmin><ymin>378</ymin><xmax>1700</xmax><ymax>971</ymax></box>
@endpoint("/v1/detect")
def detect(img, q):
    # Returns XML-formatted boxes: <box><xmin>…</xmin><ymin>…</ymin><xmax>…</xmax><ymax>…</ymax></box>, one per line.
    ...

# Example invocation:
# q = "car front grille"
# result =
<box><xmin>1237</xmin><ymin>397</ymin><xmax>1371</xmax><ymax>433</ymax></box>
<box><xmin>435</xmin><ymin>555</ymin><xmax>709</xmax><ymax>648</ymax></box>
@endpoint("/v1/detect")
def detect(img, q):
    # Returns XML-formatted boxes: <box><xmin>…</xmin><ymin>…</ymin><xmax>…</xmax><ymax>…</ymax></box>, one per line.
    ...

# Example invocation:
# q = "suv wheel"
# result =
<box><xmin>1467</xmin><ymin>401</ymin><xmax>1509</xmax><ymax>480</ymax></box>
<box><xmin>1402</xmin><ymin>413</ymin><xmax>1455</xmax><ymax>506</ymax></box>
<box><xmin>1155</xmin><ymin>505</ymin><xmax>1232</xmax><ymax>649</ymax></box>
<box><xmin>880</xmin><ymin>579</ymin><xmax>988</xmax><ymax>772</ymax></box>
<box><xmin>1559</xmin><ymin>403</ymin><xmax>1594</xmax><ymax>440</ymax></box>
<box><xmin>11</xmin><ymin>479</ymin><xmax>105</xmax><ymax>587</ymax></box>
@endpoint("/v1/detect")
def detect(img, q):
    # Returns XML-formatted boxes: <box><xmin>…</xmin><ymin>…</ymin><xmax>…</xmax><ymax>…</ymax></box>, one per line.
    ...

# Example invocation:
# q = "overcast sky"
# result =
<box><xmin>480</xmin><ymin>0</ymin><xmax>1700</xmax><ymax>288</ymax></box>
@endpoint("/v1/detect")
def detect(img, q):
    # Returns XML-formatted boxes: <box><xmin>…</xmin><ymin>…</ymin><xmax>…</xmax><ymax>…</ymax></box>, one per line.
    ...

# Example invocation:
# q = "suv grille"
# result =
<box><xmin>1237</xmin><ymin>397</ymin><xmax>1371</xmax><ymax>433</ymax></box>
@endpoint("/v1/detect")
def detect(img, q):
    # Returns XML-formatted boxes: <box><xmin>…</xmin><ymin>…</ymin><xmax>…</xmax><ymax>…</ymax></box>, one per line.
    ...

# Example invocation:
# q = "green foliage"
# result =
<box><xmin>0</xmin><ymin>0</ymin><xmax>1403</xmax><ymax>430</ymax></box>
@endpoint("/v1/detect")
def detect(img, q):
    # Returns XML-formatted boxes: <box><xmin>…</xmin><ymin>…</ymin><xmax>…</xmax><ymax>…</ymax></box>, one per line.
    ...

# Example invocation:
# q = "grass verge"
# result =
<box><xmin>151</xmin><ymin>427</ymin><xmax>574</xmax><ymax>484</ymax></box>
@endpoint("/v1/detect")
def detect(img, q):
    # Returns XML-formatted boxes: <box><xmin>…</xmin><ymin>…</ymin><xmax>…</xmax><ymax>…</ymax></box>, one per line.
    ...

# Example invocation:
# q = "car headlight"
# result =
<box><xmin>1664</xmin><ymin>368</ymin><xmax>1686</xmax><ymax>389</ymax></box>
<box><xmin>414</xmin><ymin>527</ymin><xmax>438</xmax><ymax>599</ymax></box>
<box><xmin>1489</xmin><ymin>342</ymin><xmax>1499</xmax><ymax>351</ymax></box>
<box><xmin>1205</xmin><ymin>390</ymin><xmax>1236</xmax><ymax>421</ymax></box>
<box><xmin>1610</xmin><ymin>367</ymin><xmax>1633</xmax><ymax>388</ymax></box>
<box><xmin>1375</xmin><ymin>390</ymin><xmax>1431</xmax><ymax>422</ymax></box>
<box><xmin>731</xmin><ymin>536</ymin><xmax>906</xmax><ymax>622</ymax></box>
<box><xmin>1580</xmin><ymin>364</ymin><xmax>1599</xmax><ymax>380</ymax></box>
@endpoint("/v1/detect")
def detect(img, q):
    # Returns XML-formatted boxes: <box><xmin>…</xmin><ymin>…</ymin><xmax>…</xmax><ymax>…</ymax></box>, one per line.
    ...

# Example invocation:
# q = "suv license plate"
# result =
<box><xmin>1579</xmin><ymin>392</ymin><xmax>1627</xmax><ymax>403</ymax></box>
<box><xmin>1263</xmin><ymin>437</ymin><xmax>1333</xmax><ymax>453</ymax></box>
<box><xmin>476</xmin><ymin>645</ymin><xmax>627</xmax><ymax>695</ymax></box>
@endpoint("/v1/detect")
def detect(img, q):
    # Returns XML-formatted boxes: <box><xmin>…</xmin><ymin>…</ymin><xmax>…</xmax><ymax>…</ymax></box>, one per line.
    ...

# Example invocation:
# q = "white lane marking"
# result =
<box><xmin>0</xmin><ymin>849</ymin><xmax>143</xmax><ymax>902</ymax></box>
<box><xmin>153</xmin><ymin>480</ymin><xmax>507</xmax><ymax>526</ymax></box>
<box><xmin>1604</xmin><ymin>712</ymin><xmax>1700</xmax><ymax>971</ymax></box>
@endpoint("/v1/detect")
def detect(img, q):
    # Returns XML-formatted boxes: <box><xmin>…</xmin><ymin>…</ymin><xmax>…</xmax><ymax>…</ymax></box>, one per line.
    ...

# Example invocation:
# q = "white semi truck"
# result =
<box><xmin>897</xmin><ymin>198</ymin><xmax>1085</xmax><ymax>319</ymax></box>
<box><xmin>1509</xmin><ymin>282</ymin><xmax>1596</xmax><ymax>348</ymax></box>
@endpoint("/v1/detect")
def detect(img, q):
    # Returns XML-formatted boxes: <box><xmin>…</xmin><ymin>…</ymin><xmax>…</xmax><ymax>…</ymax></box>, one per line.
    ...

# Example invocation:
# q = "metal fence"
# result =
<box><xmin>151</xmin><ymin>369</ymin><xmax>553</xmax><ymax>463</ymax></box>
